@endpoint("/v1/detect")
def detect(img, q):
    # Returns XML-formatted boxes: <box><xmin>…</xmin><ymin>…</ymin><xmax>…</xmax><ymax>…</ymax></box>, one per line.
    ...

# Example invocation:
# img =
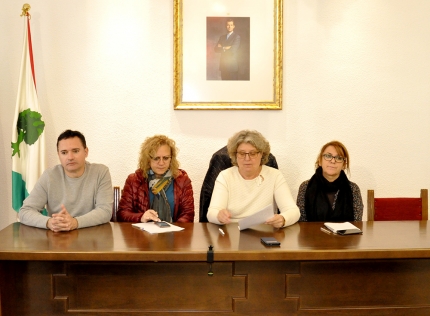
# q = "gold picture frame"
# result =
<box><xmin>174</xmin><ymin>0</ymin><xmax>283</xmax><ymax>110</ymax></box>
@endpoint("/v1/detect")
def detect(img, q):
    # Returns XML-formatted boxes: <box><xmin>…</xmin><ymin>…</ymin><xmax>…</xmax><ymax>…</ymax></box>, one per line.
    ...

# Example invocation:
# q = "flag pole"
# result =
<box><xmin>12</xmin><ymin>3</ymin><xmax>46</xmax><ymax>216</ymax></box>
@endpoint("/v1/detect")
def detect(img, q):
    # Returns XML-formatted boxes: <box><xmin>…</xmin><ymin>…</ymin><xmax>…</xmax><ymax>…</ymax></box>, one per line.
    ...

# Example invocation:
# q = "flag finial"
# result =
<box><xmin>21</xmin><ymin>3</ymin><xmax>31</xmax><ymax>17</ymax></box>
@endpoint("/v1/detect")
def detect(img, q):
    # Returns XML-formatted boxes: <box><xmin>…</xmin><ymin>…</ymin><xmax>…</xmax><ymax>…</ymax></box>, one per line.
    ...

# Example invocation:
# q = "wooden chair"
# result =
<box><xmin>111</xmin><ymin>186</ymin><xmax>121</xmax><ymax>222</ymax></box>
<box><xmin>367</xmin><ymin>189</ymin><xmax>428</xmax><ymax>221</ymax></box>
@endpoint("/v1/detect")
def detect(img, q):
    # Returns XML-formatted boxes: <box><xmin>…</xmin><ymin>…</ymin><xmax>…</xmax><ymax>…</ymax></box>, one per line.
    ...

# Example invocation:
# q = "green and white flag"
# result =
<box><xmin>11</xmin><ymin>12</ymin><xmax>46</xmax><ymax>212</ymax></box>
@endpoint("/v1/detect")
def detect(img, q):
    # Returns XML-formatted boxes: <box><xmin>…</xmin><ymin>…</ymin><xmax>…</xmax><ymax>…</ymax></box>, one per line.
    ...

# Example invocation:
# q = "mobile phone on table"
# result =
<box><xmin>154</xmin><ymin>221</ymin><xmax>170</xmax><ymax>228</ymax></box>
<box><xmin>261</xmin><ymin>237</ymin><xmax>281</xmax><ymax>246</ymax></box>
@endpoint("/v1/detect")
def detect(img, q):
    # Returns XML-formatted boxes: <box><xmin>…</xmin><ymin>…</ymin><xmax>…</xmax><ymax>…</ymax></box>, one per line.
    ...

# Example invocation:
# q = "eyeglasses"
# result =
<box><xmin>322</xmin><ymin>153</ymin><xmax>345</xmax><ymax>163</ymax></box>
<box><xmin>236</xmin><ymin>151</ymin><xmax>260</xmax><ymax>159</ymax></box>
<box><xmin>151</xmin><ymin>156</ymin><xmax>171</xmax><ymax>162</ymax></box>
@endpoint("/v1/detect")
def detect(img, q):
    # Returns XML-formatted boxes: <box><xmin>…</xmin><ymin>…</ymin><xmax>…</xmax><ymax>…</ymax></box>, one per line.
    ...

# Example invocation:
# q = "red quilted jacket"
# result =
<box><xmin>117</xmin><ymin>169</ymin><xmax>195</xmax><ymax>222</ymax></box>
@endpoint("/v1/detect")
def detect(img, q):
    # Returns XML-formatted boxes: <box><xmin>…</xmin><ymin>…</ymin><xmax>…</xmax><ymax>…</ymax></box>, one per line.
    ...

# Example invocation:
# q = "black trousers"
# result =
<box><xmin>221</xmin><ymin>71</ymin><xmax>238</xmax><ymax>80</ymax></box>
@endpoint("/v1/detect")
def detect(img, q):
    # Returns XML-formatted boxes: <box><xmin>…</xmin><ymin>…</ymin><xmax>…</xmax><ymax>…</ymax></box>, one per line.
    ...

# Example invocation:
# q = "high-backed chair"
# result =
<box><xmin>199</xmin><ymin>146</ymin><xmax>279</xmax><ymax>222</ymax></box>
<box><xmin>111</xmin><ymin>186</ymin><xmax>121</xmax><ymax>222</ymax></box>
<box><xmin>367</xmin><ymin>189</ymin><xmax>428</xmax><ymax>221</ymax></box>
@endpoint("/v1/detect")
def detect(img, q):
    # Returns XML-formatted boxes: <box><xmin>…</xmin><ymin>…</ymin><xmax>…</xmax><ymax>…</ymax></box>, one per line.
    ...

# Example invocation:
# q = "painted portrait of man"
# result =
<box><xmin>207</xmin><ymin>17</ymin><xmax>250</xmax><ymax>81</ymax></box>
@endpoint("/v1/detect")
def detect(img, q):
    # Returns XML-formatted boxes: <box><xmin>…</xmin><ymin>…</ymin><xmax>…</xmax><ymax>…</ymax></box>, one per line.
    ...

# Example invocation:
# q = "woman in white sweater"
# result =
<box><xmin>207</xmin><ymin>130</ymin><xmax>300</xmax><ymax>228</ymax></box>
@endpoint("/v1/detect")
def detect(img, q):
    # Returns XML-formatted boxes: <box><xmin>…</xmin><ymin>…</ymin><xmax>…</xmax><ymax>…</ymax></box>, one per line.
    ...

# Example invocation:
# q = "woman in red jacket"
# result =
<box><xmin>117</xmin><ymin>135</ymin><xmax>194</xmax><ymax>223</ymax></box>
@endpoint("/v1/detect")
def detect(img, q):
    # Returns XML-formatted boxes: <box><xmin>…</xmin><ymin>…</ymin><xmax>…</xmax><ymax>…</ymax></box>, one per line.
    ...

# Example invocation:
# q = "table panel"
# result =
<box><xmin>1</xmin><ymin>222</ymin><xmax>430</xmax><ymax>315</ymax></box>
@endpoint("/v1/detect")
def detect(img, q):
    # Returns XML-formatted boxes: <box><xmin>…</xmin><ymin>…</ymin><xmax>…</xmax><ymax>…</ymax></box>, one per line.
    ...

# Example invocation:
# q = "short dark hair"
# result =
<box><xmin>57</xmin><ymin>130</ymin><xmax>87</xmax><ymax>150</ymax></box>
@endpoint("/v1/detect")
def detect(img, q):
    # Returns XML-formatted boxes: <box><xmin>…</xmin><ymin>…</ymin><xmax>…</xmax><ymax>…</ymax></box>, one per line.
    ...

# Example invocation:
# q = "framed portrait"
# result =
<box><xmin>174</xmin><ymin>0</ymin><xmax>283</xmax><ymax>110</ymax></box>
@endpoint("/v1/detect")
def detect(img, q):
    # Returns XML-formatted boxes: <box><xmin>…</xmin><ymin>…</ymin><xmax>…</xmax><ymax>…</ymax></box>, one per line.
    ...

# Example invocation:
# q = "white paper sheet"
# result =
<box><xmin>237</xmin><ymin>204</ymin><xmax>274</xmax><ymax>231</ymax></box>
<box><xmin>132</xmin><ymin>222</ymin><xmax>184</xmax><ymax>234</ymax></box>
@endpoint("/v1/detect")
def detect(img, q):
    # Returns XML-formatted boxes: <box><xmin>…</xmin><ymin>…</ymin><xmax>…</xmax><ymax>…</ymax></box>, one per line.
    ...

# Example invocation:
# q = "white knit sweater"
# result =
<box><xmin>207</xmin><ymin>166</ymin><xmax>300</xmax><ymax>227</ymax></box>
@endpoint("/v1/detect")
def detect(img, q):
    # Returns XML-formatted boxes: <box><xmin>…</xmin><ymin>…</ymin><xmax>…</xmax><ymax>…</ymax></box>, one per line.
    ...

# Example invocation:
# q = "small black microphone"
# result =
<box><xmin>207</xmin><ymin>245</ymin><xmax>214</xmax><ymax>276</ymax></box>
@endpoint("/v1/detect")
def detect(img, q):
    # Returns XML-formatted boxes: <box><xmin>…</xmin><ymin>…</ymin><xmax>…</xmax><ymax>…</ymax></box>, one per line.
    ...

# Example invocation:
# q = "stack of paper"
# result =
<box><xmin>132</xmin><ymin>222</ymin><xmax>184</xmax><ymax>234</ymax></box>
<box><xmin>324</xmin><ymin>222</ymin><xmax>362</xmax><ymax>235</ymax></box>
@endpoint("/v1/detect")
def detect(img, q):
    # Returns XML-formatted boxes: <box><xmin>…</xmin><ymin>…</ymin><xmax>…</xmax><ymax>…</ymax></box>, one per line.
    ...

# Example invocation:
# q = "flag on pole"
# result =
<box><xmin>11</xmin><ymin>6</ymin><xmax>46</xmax><ymax>212</ymax></box>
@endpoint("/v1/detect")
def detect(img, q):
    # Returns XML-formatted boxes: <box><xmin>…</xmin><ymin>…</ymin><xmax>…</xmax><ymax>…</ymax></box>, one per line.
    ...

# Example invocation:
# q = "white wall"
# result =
<box><xmin>1</xmin><ymin>0</ymin><xmax>429</xmax><ymax>230</ymax></box>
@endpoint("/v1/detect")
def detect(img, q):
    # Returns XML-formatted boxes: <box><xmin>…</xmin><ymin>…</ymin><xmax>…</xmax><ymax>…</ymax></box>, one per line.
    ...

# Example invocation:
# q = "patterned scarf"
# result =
<box><xmin>148</xmin><ymin>170</ymin><xmax>173</xmax><ymax>222</ymax></box>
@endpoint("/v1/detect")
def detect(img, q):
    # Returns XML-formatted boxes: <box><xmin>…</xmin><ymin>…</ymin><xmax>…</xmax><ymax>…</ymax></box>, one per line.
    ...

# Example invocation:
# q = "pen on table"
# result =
<box><xmin>218</xmin><ymin>228</ymin><xmax>225</xmax><ymax>236</ymax></box>
<box><xmin>320</xmin><ymin>227</ymin><xmax>332</xmax><ymax>235</ymax></box>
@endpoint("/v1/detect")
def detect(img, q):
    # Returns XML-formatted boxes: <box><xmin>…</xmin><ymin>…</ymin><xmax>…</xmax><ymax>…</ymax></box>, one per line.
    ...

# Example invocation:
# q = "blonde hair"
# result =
<box><xmin>227</xmin><ymin>130</ymin><xmax>270</xmax><ymax>166</ymax></box>
<box><xmin>138</xmin><ymin>135</ymin><xmax>180</xmax><ymax>179</ymax></box>
<box><xmin>315</xmin><ymin>140</ymin><xmax>350</xmax><ymax>173</ymax></box>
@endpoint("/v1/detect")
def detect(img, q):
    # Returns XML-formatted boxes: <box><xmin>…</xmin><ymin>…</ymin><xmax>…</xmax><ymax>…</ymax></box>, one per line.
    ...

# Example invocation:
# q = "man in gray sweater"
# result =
<box><xmin>19</xmin><ymin>130</ymin><xmax>113</xmax><ymax>232</ymax></box>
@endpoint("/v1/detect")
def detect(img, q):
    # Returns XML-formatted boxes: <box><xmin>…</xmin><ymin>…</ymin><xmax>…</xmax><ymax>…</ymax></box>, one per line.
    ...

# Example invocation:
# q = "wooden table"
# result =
<box><xmin>1</xmin><ymin>221</ymin><xmax>430</xmax><ymax>315</ymax></box>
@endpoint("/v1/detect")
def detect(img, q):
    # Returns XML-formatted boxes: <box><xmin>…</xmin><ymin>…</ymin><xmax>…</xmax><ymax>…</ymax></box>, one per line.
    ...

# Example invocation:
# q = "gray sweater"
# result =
<box><xmin>19</xmin><ymin>161</ymin><xmax>113</xmax><ymax>229</ymax></box>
